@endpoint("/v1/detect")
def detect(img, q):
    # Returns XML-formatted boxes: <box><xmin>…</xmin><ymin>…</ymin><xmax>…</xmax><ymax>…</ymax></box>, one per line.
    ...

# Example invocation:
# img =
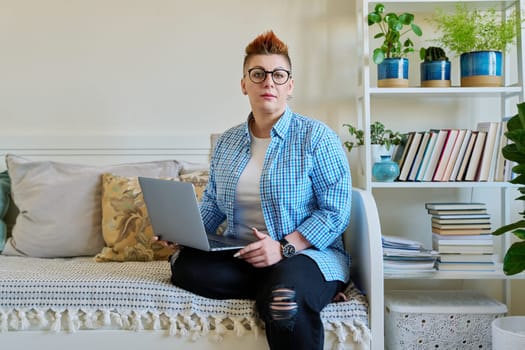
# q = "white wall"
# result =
<box><xmin>0</xmin><ymin>0</ymin><xmax>356</xmax><ymax>138</ymax></box>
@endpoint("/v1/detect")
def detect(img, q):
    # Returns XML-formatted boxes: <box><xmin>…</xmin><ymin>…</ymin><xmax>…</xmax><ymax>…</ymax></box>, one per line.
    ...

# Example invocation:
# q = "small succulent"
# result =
<box><xmin>420</xmin><ymin>46</ymin><xmax>449</xmax><ymax>62</ymax></box>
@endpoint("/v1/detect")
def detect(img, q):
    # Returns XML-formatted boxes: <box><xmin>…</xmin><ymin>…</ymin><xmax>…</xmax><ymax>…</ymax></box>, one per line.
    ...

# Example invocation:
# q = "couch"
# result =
<box><xmin>0</xmin><ymin>140</ymin><xmax>384</xmax><ymax>350</ymax></box>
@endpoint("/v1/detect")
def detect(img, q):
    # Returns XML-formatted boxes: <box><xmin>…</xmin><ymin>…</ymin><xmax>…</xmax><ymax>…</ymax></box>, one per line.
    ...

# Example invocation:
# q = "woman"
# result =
<box><xmin>169</xmin><ymin>30</ymin><xmax>351</xmax><ymax>350</ymax></box>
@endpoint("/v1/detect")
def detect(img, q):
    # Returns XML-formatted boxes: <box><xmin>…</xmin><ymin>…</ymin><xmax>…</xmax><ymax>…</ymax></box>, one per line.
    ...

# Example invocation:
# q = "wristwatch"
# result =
<box><xmin>279</xmin><ymin>238</ymin><xmax>296</xmax><ymax>258</ymax></box>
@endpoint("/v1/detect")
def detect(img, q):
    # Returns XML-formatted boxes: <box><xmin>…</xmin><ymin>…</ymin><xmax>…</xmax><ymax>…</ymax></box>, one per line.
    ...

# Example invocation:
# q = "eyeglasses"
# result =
<box><xmin>246</xmin><ymin>68</ymin><xmax>291</xmax><ymax>85</ymax></box>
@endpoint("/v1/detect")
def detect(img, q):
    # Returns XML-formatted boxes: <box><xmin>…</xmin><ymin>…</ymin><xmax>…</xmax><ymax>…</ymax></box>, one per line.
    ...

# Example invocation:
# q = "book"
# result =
<box><xmin>432</xmin><ymin>233</ymin><xmax>493</xmax><ymax>245</ymax></box>
<box><xmin>441</xmin><ymin>129</ymin><xmax>467</xmax><ymax>181</ymax></box>
<box><xmin>494</xmin><ymin>119</ymin><xmax>509</xmax><ymax>182</ymax></box>
<box><xmin>397</xmin><ymin>132</ymin><xmax>414</xmax><ymax>172</ymax></box>
<box><xmin>432</xmin><ymin>223</ymin><xmax>491</xmax><ymax>230</ymax></box>
<box><xmin>398</xmin><ymin>132</ymin><xmax>423</xmax><ymax>181</ymax></box>
<box><xmin>432</xmin><ymin>242</ymin><xmax>494</xmax><ymax>254</ymax></box>
<box><xmin>431</xmin><ymin>227</ymin><xmax>492</xmax><ymax>235</ymax></box>
<box><xmin>449</xmin><ymin>129</ymin><xmax>472</xmax><ymax>181</ymax></box>
<box><xmin>437</xmin><ymin>261</ymin><xmax>496</xmax><ymax>271</ymax></box>
<box><xmin>428</xmin><ymin>210</ymin><xmax>488</xmax><ymax>216</ymax></box>
<box><xmin>456</xmin><ymin>131</ymin><xmax>478</xmax><ymax>181</ymax></box>
<box><xmin>476</xmin><ymin>122</ymin><xmax>500</xmax><ymax>181</ymax></box>
<box><xmin>392</xmin><ymin>141</ymin><xmax>407</xmax><ymax>164</ymax></box>
<box><xmin>487</xmin><ymin>123</ymin><xmax>502</xmax><ymax>181</ymax></box>
<box><xmin>464</xmin><ymin>130</ymin><xmax>487</xmax><ymax>181</ymax></box>
<box><xmin>439</xmin><ymin>253</ymin><xmax>494</xmax><ymax>263</ymax></box>
<box><xmin>415</xmin><ymin>130</ymin><xmax>438</xmax><ymax>181</ymax></box>
<box><xmin>431</xmin><ymin>217</ymin><xmax>491</xmax><ymax>224</ymax></box>
<box><xmin>422</xmin><ymin>129</ymin><xmax>449</xmax><ymax>181</ymax></box>
<box><xmin>433</xmin><ymin>129</ymin><xmax>459</xmax><ymax>181</ymax></box>
<box><xmin>425</xmin><ymin>202</ymin><xmax>486</xmax><ymax>210</ymax></box>
<box><xmin>408</xmin><ymin>131</ymin><xmax>431</xmax><ymax>181</ymax></box>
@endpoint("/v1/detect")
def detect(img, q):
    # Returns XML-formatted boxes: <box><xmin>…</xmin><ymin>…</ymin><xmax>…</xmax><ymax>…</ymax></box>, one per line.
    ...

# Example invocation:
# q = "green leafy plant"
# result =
<box><xmin>368</xmin><ymin>3</ymin><xmax>423</xmax><ymax>64</ymax></box>
<box><xmin>428</xmin><ymin>4</ymin><xmax>522</xmax><ymax>55</ymax></box>
<box><xmin>493</xmin><ymin>102</ymin><xmax>525</xmax><ymax>275</ymax></box>
<box><xmin>419</xmin><ymin>46</ymin><xmax>449</xmax><ymax>62</ymax></box>
<box><xmin>343</xmin><ymin>121</ymin><xmax>405</xmax><ymax>153</ymax></box>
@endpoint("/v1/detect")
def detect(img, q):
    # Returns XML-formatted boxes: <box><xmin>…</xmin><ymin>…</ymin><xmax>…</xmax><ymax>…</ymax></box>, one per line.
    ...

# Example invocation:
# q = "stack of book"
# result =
<box><xmin>393</xmin><ymin>120</ymin><xmax>514</xmax><ymax>182</ymax></box>
<box><xmin>425</xmin><ymin>202</ymin><xmax>496</xmax><ymax>272</ymax></box>
<box><xmin>382</xmin><ymin>235</ymin><xmax>439</xmax><ymax>274</ymax></box>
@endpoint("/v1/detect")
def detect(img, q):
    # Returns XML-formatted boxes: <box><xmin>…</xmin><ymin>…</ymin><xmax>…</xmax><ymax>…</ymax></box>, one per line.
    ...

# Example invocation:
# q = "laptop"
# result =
<box><xmin>138</xmin><ymin>177</ymin><xmax>253</xmax><ymax>251</ymax></box>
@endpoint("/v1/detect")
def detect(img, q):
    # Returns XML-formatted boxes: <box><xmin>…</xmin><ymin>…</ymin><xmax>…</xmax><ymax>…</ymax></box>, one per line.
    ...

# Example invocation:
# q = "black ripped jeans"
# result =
<box><xmin>170</xmin><ymin>247</ymin><xmax>343</xmax><ymax>350</ymax></box>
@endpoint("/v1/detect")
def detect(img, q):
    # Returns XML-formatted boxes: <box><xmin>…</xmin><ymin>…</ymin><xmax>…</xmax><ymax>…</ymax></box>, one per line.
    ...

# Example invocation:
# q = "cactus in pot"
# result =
<box><xmin>420</xmin><ymin>46</ymin><xmax>451</xmax><ymax>87</ymax></box>
<box><xmin>420</xmin><ymin>46</ymin><xmax>448</xmax><ymax>62</ymax></box>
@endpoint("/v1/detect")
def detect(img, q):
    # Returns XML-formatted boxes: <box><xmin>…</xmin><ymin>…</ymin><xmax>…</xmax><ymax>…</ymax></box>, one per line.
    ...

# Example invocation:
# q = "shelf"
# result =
<box><xmin>365</xmin><ymin>0</ymin><xmax>519</xmax><ymax>12</ymax></box>
<box><xmin>365</xmin><ymin>86</ymin><xmax>523</xmax><ymax>97</ymax></box>
<box><xmin>371</xmin><ymin>181</ymin><xmax>518</xmax><ymax>188</ymax></box>
<box><xmin>385</xmin><ymin>264</ymin><xmax>525</xmax><ymax>279</ymax></box>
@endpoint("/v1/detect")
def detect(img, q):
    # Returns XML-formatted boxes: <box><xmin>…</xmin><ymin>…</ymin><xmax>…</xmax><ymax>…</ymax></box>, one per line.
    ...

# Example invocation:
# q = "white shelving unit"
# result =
<box><xmin>356</xmin><ymin>0</ymin><xmax>525</xmax><ymax>345</ymax></box>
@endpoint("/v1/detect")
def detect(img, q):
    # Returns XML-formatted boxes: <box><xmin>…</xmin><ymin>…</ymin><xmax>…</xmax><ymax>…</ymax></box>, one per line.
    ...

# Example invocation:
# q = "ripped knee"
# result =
<box><xmin>269</xmin><ymin>287</ymin><xmax>298</xmax><ymax>331</ymax></box>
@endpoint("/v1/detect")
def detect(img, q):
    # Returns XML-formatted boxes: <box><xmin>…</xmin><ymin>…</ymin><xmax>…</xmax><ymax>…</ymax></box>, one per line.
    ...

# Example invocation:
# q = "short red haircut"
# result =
<box><xmin>243</xmin><ymin>31</ymin><xmax>291</xmax><ymax>71</ymax></box>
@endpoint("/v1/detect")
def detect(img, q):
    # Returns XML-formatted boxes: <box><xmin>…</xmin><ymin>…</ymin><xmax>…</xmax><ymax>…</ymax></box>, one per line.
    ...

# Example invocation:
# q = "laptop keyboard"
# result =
<box><xmin>207</xmin><ymin>234</ymin><xmax>253</xmax><ymax>249</ymax></box>
<box><xmin>208</xmin><ymin>237</ymin><xmax>234</xmax><ymax>249</ymax></box>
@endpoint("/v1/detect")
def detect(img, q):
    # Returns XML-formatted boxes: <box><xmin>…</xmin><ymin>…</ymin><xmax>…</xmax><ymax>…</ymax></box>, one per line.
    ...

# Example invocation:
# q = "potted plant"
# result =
<box><xmin>368</xmin><ymin>3</ymin><xmax>423</xmax><ymax>87</ymax></box>
<box><xmin>428</xmin><ymin>4</ymin><xmax>522</xmax><ymax>87</ymax></box>
<box><xmin>492</xmin><ymin>102</ymin><xmax>525</xmax><ymax>276</ymax></box>
<box><xmin>419</xmin><ymin>46</ymin><xmax>451</xmax><ymax>87</ymax></box>
<box><xmin>343</xmin><ymin>121</ymin><xmax>405</xmax><ymax>167</ymax></box>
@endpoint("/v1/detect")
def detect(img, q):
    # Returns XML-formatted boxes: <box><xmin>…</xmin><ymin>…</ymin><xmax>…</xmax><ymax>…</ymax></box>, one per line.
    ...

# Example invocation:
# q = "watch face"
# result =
<box><xmin>282</xmin><ymin>244</ymin><xmax>296</xmax><ymax>258</ymax></box>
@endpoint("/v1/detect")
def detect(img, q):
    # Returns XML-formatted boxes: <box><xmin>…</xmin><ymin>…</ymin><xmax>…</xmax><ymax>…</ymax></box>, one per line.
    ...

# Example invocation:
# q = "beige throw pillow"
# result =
<box><xmin>2</xmin><ymin>154</ymin><xmax>181</xmax><ymax>258</ymax></box>
<box><xmin>96</xmin><ymin>173</ymin><xmax>178</xmax><ymax>262</ymax></box>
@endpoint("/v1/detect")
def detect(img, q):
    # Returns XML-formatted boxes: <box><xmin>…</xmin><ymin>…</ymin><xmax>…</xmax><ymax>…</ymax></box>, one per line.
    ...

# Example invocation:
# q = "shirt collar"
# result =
<box><xmin>244</xmin><ymin>105</ymin><xmax>292</xmax><ymax>141</ymax></box>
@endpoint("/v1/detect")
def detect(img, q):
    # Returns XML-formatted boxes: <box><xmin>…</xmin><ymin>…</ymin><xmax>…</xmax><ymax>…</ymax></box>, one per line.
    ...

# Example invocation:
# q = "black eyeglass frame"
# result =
<box><xmin>246</xmin><ymin>68</ymin><xmax>292</xmax><ymax>85</ymax></box>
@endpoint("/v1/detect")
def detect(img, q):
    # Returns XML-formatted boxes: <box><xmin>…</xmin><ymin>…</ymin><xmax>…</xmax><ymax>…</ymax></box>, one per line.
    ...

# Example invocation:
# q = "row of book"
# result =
<box><xmin>393</xmin><ymin>120</ymin><xmax>512</xmax><ymax>182</ymax></box>
<box><xmin>426</xmin><ymin>202</ymin><xmax>496</xmax><ymax>272</ymax></box>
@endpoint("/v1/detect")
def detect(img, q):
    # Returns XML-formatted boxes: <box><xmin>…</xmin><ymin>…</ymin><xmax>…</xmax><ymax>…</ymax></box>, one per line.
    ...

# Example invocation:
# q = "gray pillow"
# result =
<box><xmin>2</xmin><ymin>154</ymin><xmax>181</xmax><ymax>258</ymax></box>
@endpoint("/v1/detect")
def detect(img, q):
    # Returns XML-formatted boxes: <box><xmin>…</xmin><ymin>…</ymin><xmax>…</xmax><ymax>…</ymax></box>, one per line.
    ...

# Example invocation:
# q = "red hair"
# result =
<box><xmin>243</xmin><ymin>31</ymin><xmax>291</xmax><ymax>70</ymax></box>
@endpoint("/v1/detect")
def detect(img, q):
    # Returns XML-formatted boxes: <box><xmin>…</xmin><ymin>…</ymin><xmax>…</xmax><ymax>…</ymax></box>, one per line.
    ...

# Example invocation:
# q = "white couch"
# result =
<box><xmin>0</xmin><ymin>139</ymin><xmax>384</xmax><ymax>350</ymax></box>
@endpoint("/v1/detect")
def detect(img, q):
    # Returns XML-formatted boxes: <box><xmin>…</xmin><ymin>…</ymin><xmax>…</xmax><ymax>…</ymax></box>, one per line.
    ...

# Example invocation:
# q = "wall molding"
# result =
<box><xmin>0</xmin><ymin>133</ymin><xmax>213</xmax><ymax>168</ymax></box>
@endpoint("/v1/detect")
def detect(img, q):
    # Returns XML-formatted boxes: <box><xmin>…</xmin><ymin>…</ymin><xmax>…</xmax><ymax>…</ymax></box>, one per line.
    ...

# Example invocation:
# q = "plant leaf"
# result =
<box><xmin>513</xmin><ymin>229</ymin><xmax>525</xmax><ymax>240</ymax></box>
<box><xmin>493</xmin><ymin>220</ymin><xmax>525</xmax><ymax>235</ymax></box>
<box><xmin>374</xmin><ymin>3</ymin><xmax>384</xmax><ymax>14</ymax></box>
<box><xmin>503</xmin><ymin>241</ymin><xmax>525</xmax><ymax>275</ymax></box>
<box><xmin>411</xmin><ymin>23</ymin><xmax>423</xmax><ymax>36</ymax></box>
<box><xmin>510</xmin><ymin>174</ymin><xmax>525</xmax><ymax>186</ymax></box>
<box><xmin>368</xmin><ymin>12</ymin><xmax>382</xmax><ymax>25</ymax></box>
<box><xmin>372</xmin><ymin>49</ymin><xmax>385</xmax><ymax>64</ymax></box>
<box><xmin>398</xmin><ymin>13</ymin><xmax>414</xmax><ymax>25</ymax></box>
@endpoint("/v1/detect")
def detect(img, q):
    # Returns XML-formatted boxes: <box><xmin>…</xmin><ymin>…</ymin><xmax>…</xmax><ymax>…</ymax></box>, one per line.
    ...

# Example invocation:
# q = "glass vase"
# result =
<box><xmin>372</xmin><ymin>155</ymin><xmax>400</xmax><ymax>182</ymax></box>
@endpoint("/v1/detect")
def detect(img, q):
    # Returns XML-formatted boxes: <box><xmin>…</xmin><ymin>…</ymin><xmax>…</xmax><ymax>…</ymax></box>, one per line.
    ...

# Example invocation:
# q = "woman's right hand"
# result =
<box><xmin>151</xmin><ymin>235</ymin><xmax>178</xmax><ymax>249</ymax></box>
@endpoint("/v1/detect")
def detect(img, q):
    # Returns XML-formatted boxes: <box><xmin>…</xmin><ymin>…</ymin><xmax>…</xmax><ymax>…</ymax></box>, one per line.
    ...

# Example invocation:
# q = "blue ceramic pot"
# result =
<box><xmin>420</xmin><ymin>60</ymin><xmax>451</xmax><ymax>87</ymax></box>
<box><xmin>372</xmin><ymin>155</ymin><xmax>400</xmax><ymax>182</ymax></box>
<box><xmin>378</xmin><ymin>58</ymin><xmax>409</xmax><ymax>87</ymax></box>
<box><xmin>460</xmin><ymin>51</ymin><xmax>502</xmax><ymax>87</ymax></box>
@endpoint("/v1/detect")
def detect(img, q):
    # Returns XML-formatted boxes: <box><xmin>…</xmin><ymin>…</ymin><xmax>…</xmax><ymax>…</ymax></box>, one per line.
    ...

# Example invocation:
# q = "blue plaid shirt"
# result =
<box><xmin>200</xmin><ymin>106</ymin><xmax>352</xmax><ymax>282</ymax></box>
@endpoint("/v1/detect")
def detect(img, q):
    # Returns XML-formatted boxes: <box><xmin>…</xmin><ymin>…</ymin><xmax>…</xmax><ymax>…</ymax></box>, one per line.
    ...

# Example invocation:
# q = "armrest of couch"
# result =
<box><xmin>344</xmin><ymin>188</ymin><xmax>384</xmax><ymax>350</ymax></box>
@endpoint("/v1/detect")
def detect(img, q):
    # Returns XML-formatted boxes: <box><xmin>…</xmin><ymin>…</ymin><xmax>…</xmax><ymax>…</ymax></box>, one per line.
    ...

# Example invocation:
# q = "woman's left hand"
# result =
<box><xmin>234</xmin><ymin>228</ymin><xmax>282</xmax><ymax>268</ymax></box>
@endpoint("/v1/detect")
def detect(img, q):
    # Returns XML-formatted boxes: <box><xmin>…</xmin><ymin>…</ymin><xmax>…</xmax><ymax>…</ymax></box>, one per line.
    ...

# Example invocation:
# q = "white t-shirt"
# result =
<box><xmin>234</xmin><ymin>134</ymin><xmax>271</xmax><ymax>240</ymax></box>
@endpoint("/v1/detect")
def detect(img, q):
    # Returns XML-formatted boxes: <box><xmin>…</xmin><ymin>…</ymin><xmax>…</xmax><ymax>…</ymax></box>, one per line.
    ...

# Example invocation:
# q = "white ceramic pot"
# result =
<box><xmin>492</xmin><ymin>316</ymin><xmax>525</xmax><ymax>349</ymax></box>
